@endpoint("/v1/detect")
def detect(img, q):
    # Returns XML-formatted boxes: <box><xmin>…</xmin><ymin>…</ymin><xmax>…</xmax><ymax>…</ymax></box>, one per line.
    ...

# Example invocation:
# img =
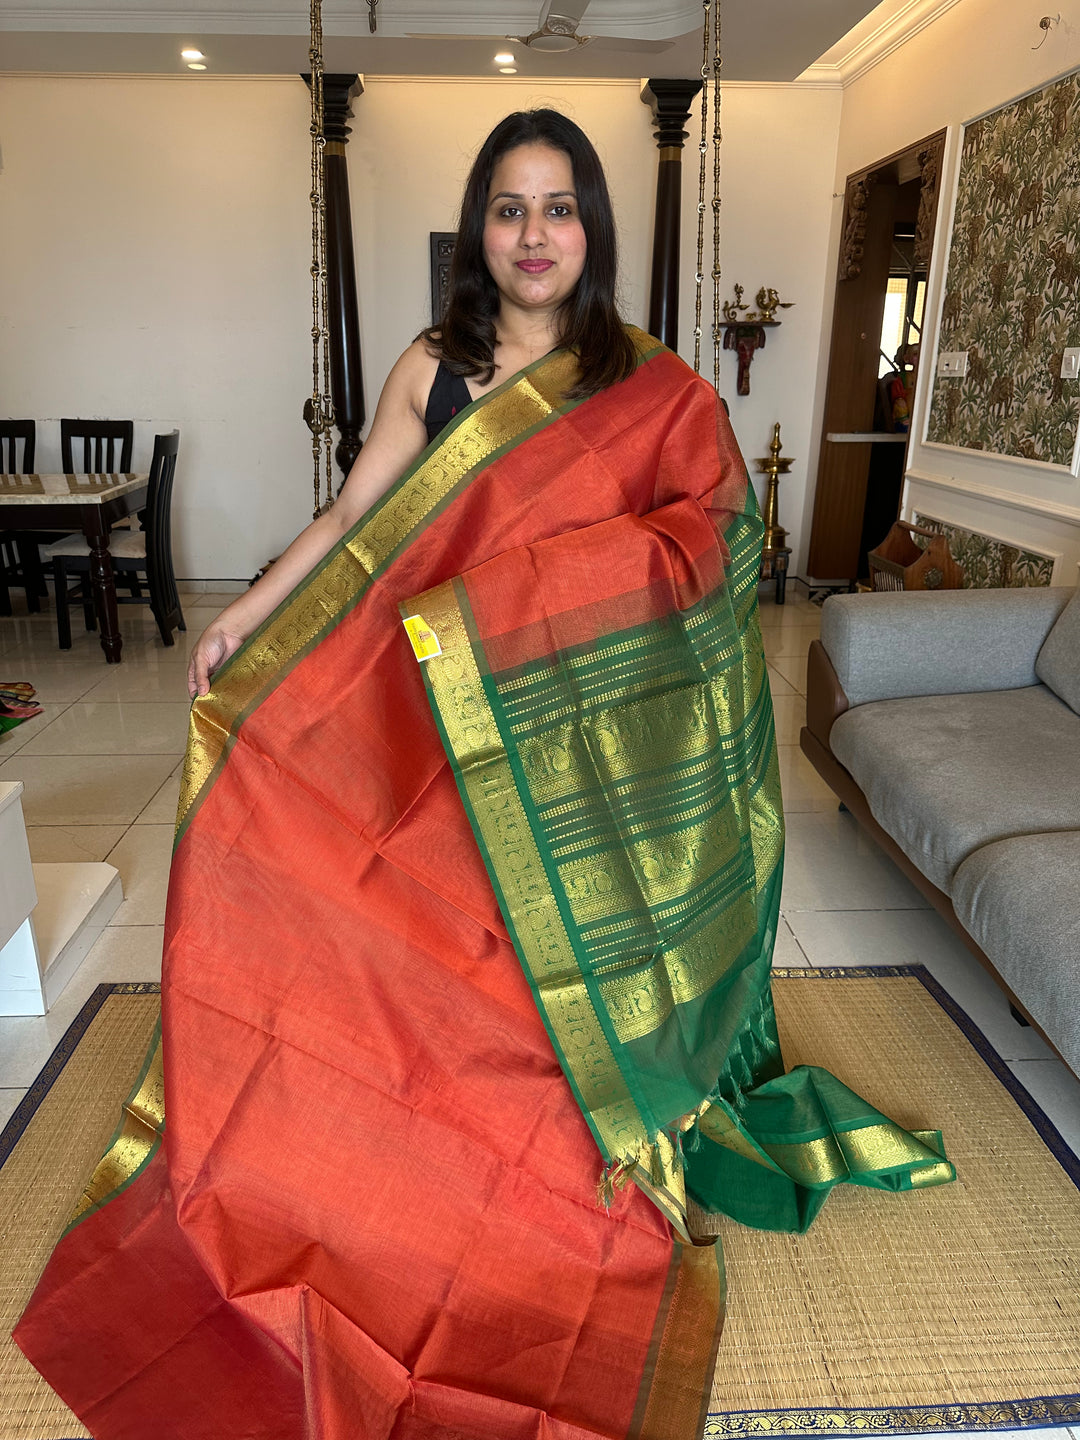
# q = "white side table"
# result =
<box><xmin>0</xmin><ymin>779</ymin><xmax>122</xmax><ymax>1015</ymax></box>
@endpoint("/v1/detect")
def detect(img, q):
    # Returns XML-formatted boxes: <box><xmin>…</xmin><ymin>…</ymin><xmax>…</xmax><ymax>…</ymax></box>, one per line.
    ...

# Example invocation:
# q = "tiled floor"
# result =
<box><xmin>2</xmin><ymin>586</ymin><xmax>1079</xmax><ymax>1436</ymax></box>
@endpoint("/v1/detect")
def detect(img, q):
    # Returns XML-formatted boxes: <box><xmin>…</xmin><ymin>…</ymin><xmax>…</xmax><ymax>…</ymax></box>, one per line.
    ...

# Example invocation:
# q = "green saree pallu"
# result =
<box><xmin>15</xmin><ymin>332</ymin><xmax>952</xmax><ymax>1440</ymax></box>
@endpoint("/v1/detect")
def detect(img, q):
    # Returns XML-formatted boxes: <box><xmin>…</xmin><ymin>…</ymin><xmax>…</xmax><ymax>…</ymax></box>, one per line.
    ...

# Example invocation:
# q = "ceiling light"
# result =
<box><xmin>181</xmin><ymin>48</ymin><xmax>205</xmax><ymax>60</ymax></box>
<box><xmin>187</xmin><ymin>62</ymin><xmax>207</xmax><ymax>70</ymax></box>
<box><xmin>499</xmin><ymin>67</ymin><xmax>518</xmax><ymax>74</ymax></box>
<box><xmin>494</xmin><ymin>52</ymin><xmax>514</xmax><ymax>64</ymax></box>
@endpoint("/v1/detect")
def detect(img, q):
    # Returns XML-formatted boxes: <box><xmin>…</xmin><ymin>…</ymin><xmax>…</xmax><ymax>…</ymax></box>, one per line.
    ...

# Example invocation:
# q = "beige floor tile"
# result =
<box><xmin>0</xmin><ymin>650</ymin><xmax>114</xmax><ymax>703</ymax></box>
<box><xmin>106</xmin><ymin>824</ymin><xmax>174</xmax><ymax>926</ymax></box>
<box><xmin>776</xmin><ymin>743</ymin><xmax>840</xmax><ymax>813</ymax></box>
<box><xmin>771</xmin><ymin>917</ymin><xmax>810</xmax><ymax>967</ymax></box>
<box><xmin>25</xmin><ymin>823</ymin><xmax>130</xmax><ymax>863</ymax></box>
<box><xmin>757</xmin><ymin>601</ymin><xmax>821</xmax><ymax>633</ymax></box>
<box><xmin>766</xmin><ymin>664</ymin><xmax>798</xmax><ymax>698</ymax></box>
<box><xmin>0</xmin><ymin>1087</ymin><xmax>26</xmax><ymax>1129</ymax></box>
<box><xmin>17</xmin><ymin>700</ymin><xmax>191</xmax><ymax>756</ymax></box>
<box><xmin>138</xmin><ymin>762</ymin><xmax>183</xmax><ymax>824</ymax></box>
<box><xmin>769</xmin><ymin>693</ymin><xmax>806</xmax><ymax>746</ymax></box>
<box><xmin>82</xmin><ymin>660</ymin><xmax>193</xmax><ymax>703</ymax></box>
<box><xmin>767</xmin><ymin>655</ymin><xmax>806</xmax><ymax>694</ymax></box>
<box><xmin>762</xmin><ymin>625</ymin><xmax>820</xmax><ymax>660</ymax></box>
<box><xmin>0</xmin><ymin>703</ymin><xmax>73</xmax><ymax>759</ymax></box>
<box><xmin>0</xmin><ymin>752</ymin><xmax>178</xmax><ymax>825</ymax></box>
<box><xmin>780</xmin><ymin>811</ymin><xmax>929</xmax><ymax>912</ymax></box>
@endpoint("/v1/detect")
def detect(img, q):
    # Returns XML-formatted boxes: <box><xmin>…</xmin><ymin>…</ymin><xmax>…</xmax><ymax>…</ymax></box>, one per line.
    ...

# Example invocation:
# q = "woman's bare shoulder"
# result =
<box><xmin>383</xmin><ymin>337</ymin><xmax>442</xmax><ymax>421</ymax></box>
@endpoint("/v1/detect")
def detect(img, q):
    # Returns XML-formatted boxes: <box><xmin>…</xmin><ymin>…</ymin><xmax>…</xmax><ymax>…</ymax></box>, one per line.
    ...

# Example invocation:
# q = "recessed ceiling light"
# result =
<box><xmin>494</xmin><ymin>52</ymin><xmax>514</xmax><ymax>64</ymax></box>
<box><xmin>187</xmin><ymin>62</ymin><xmax>208</xmax><ymax>70</ymax></box>
<box><xmin>181</xmin><ymin>48</ymin><xmax>205</xmax><ymax>60</ymax></box>
<box><xmin>499</xmin><ymin>66</ymin><xmax>518</xmax><ymax>74</ymax></box>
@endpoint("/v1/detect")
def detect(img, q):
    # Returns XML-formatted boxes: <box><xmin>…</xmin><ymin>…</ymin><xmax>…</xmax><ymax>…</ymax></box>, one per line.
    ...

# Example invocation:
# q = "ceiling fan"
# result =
<box><xmin>409</xmin><ymin>0</ymin><xmax>672</xmax><ymax>55</ymax></box>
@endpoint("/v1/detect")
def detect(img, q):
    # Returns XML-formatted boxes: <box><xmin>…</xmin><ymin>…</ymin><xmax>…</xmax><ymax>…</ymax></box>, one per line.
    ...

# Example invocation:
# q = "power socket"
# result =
<box><xmin>1061</xmin><ymin>348</ymin><xmax>1080</xmax><ymax>380</ymax></box>
<box><xmin>937</xmin><ymin>351</ymin><xmax>969</xmax><ymax>377</ymax></box>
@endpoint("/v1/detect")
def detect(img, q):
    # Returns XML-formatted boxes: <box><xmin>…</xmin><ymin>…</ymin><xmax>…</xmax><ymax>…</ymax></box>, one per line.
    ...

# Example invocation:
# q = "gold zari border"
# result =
<box><xmin>176</xmin><ymin>341</ymin><xmax>650</xmax><ymax>836</ymax></box>
<box><xmin>67</xmin><ymin>1030</ymin><xmax>165</xmax><ymax>1229</ymax></box>
<box><xmin>411</xmin><ymin>579</ymin><xmax>693</xmax><ymax>1235</ymax></box>
<box><xmin>635</xmin><ymin>1242</ymin><xmax>725</xmax><ymax>1440</ymax></box>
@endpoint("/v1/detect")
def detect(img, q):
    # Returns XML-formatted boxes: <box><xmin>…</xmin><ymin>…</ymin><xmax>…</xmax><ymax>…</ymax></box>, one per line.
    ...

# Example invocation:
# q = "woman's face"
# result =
<box><xmin>482</xmin><ymin>142</ymin><xmax>587</xmax><ymax>320</ymax></box>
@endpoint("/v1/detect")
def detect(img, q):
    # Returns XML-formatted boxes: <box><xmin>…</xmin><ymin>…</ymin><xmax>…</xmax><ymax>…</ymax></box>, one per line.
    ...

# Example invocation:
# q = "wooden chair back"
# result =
<box><xmin>60</xmin><ymin>419</ymin><xmax>133</xmax><ymax>474</ymax></box>
<box><xmin>0</xmin><ymin>420</ymin><xmax>35</xmax><ymax>474</ymax></box>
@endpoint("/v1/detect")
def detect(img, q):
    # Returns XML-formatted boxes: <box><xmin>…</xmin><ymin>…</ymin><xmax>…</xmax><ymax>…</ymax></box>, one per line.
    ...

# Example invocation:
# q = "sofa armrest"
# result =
<box><xmin>820</xmin><ymin>587</ymin><xmax>1073</xmax><ymax>707</ymax></box>
<box><xmin>804</xmin><ymin>639</ymin><xmax>848</xmax><ymax>749</ymax></box>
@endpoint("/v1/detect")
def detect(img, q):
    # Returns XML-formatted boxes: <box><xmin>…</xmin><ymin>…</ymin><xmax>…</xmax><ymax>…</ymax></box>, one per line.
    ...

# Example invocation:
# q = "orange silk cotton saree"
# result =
<box><xmin>15</xmin><ymin>332</ymin><xmax>951</xmax><ymax>1440</ymax></box>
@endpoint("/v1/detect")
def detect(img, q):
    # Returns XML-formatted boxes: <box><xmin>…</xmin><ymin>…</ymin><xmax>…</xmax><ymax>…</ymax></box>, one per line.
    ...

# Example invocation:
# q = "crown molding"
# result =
<box><xmin>798</xmin><ymin>0</ymin><xmax>962</xmax><ymax>88</ymax></box>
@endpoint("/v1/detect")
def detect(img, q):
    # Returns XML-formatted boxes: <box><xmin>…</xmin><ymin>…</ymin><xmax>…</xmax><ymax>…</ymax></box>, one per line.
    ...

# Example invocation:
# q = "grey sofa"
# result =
<box><xmin>800</xmin><ymin>585</ymin><xmax>1080</xmax><ymax>1078</ymax></box>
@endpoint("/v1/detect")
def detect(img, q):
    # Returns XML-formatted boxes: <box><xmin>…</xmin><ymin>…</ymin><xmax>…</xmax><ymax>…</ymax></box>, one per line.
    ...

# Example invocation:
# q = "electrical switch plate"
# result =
<box><xmin>1061</xmin><ymin>348</ymin><xmax>1080</xmax><ymax>380</ymax></box>
<box><xmin>937</xmin><ymin>351</ymin><xmax>969</xmax><ymax>377</ymax></box>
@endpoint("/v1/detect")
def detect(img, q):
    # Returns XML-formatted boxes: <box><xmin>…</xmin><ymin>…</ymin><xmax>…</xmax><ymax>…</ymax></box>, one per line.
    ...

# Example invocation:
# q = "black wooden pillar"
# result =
<box><xmin>304</xmin><ymin>74</ymin><xmax>366</xmax><ymax>481</ymax></box>
<box><xmin>641</xmin><ymin>79</ymin><xmax>703</xmax><ymax>351</ymax></box>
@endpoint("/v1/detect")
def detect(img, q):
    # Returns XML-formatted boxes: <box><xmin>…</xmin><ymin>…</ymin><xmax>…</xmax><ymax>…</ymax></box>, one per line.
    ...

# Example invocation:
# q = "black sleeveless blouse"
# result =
<box><xmin>424</xmin><ymin>359</ymin><xmax>473</xmax><ymax>444</ymax></box>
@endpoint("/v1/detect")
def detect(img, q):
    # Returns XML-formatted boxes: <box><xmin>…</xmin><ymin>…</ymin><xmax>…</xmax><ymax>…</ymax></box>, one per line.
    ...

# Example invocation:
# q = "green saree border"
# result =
<box><xmin>175</xmin><ymin>331</ymin><xmax>665</xmax><ymax>845</ymax></box>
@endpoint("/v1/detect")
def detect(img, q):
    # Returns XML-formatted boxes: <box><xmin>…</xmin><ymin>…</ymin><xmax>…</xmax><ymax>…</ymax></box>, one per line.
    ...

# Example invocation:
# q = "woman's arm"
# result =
<box><xmin>188</xmin><ymin>343</ymin><xmax>436</xmax><ymax>697</ymax></box>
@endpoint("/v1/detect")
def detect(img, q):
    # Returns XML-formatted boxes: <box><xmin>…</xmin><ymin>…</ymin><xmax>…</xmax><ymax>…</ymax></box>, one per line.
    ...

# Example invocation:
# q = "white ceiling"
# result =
<box><xmin>0</xmin><ymin>0</ymin><xmax>891</xmax><ymax>81</ymax></box>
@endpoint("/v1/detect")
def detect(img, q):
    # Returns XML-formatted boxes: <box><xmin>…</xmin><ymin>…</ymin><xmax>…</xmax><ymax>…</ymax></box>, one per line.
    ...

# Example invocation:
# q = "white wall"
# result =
<box><xmin>674</xmin><ymin>81</ymin><xmax>843</xmax><ymax>573</ymax></box>
<box><xmin>346</xmin><ymin>77</ymin><xmax>653</xmax><ymax>414</ymax></box>
<box><xmin>0</xmin><ymin>75</ymin><xmax>317</xmax><ymax>581</ymax></box>
<box><xmin>1</xmin><ymin>71</ymin><xmax>844</xmax><ymax>582</ymax></box>
<box><xmin>815</xmin><ymin>0</ymin><xmax>1080</xmax><ymax>583</ymax></box>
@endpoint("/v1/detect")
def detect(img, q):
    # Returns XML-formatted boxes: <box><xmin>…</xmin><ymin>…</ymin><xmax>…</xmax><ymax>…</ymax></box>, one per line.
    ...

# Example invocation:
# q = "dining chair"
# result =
<box><xmin>60</xmin><ymin>419</ymin><xmax>134</xmax><ymax>475</ymax></box>
<box><xmin>0</xmin><ymin>419</ymin><xmax>45</xmax><ymax>617</ymax></box>
<box><xmin>45</xmin><ymin>431</ymin><xmax>185</xmax><ymax>650</ymax></box>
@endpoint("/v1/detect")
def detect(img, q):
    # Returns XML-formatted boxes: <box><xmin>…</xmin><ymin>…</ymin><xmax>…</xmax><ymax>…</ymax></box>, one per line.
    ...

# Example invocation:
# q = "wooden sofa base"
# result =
<box><xmin>798</xmin><ymin>642</ymin><xmax>1068</xmax><ymax>1072</ymax></box>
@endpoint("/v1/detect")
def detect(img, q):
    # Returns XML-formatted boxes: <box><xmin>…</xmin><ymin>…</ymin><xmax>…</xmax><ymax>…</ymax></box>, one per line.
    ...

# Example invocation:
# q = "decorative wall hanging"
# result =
<box><xmin>926</xmin><ymin>69</ymin><xmax>1080</xmax><ymax>465</ymax></box>
<box><xmin>429</xmin><ymin>233</ymin><xmax>456</xmax><ymax>327</ymax></box>
<box><xmin>720</xmin><ymin>284</ymin><xmax>794</xmax><ymax>395</ymax></box>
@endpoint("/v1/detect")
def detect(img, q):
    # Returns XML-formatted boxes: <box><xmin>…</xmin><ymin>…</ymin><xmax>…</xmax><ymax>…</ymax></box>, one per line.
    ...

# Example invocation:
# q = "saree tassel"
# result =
<box><xmin>649</xmin><ymin>1142</ymin><xmax>667</xmax><ymax>1188</ymax></box>
<box><xmin>596</xmin><ymin>1156</ymin><xmax>633</xmax><ymax>1210</ymax></box>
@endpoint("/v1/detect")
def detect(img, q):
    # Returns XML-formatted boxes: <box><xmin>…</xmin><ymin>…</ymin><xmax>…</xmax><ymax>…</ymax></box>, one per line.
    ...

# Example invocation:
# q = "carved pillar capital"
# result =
<box><xmin>641</xmin><ymin>78</ymin><xmax>703</xmax><ymax>149</ymax></box>
<box><xmin>320</xmin><ymin>74</ymin><xmax>364</xmax><ymax>145</ymax></box>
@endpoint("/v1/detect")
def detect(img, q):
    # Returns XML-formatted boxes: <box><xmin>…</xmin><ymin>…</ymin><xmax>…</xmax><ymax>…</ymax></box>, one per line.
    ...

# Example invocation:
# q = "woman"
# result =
<box><xmin>186</xmin><ymin>110</ymin><xmax>635</xmax><ymax>701</ymax></box>
<box><xmin>17</xmin><ymin>111</ymin><xmax>951</xmax><ymax>1440</ymax></box>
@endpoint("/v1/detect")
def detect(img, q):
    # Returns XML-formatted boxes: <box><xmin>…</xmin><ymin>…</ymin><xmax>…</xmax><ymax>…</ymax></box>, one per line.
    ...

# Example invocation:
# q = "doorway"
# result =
<box><xmin>807</xmin><ymin>130</ymin><xmax>946</xmax><ymax>585</ymax></box>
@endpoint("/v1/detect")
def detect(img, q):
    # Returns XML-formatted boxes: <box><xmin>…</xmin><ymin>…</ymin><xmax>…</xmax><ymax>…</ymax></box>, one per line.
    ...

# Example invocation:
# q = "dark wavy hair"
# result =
<box><xmin>422</xmin><ymin>110</ymin><xmax>637</xmax><ymax>399</ymax></box>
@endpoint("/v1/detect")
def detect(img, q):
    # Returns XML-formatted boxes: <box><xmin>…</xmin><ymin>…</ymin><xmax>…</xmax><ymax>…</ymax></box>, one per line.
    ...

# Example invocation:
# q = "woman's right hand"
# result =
<box><xmin>187</xmin><ymin>622</ymin><xmax>247</xmax><ymax>700</ymax></box>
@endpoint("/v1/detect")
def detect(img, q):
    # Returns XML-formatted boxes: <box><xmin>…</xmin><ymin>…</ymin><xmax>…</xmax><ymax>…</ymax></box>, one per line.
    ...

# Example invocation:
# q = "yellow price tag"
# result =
<box><xmin>402</xmin><ymin>614</ymin><xmax>442</xmax><ymax>662</ymax></box>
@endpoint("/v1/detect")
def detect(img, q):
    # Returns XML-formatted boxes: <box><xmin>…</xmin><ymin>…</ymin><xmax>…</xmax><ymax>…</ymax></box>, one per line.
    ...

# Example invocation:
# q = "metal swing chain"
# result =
<box><xmin>692</xmin><ymin>0</ymin><xmax>711</xmax><ymax>375</ymax></box>
<box><xmin>692</xmin><ymin>0</ymin><xmax>723</xmax><ymax>389</ymax></box>
<box><xmin>710</xmin><ymin>1</ymin><xmax>723</xmax><ymax>394</ymax></box>
<box><xmin>308</xmin><ymin>0</ymin><xmax>335</xmax><ymax>518</ymax></box>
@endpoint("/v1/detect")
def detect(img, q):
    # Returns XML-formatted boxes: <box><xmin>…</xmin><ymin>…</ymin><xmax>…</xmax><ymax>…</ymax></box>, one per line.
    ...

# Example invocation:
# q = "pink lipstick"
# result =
<box><xmin>516</xmin><ymin>260</ymin><xmax>554</xmax><ymax>273</ymax></box>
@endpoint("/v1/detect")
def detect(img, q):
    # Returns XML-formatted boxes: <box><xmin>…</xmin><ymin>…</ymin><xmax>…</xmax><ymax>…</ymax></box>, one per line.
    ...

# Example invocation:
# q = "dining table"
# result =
<box><xmin>0</xmin><ymin>472</ymin><xmax>149</xmax><ymax>663</ymax></box>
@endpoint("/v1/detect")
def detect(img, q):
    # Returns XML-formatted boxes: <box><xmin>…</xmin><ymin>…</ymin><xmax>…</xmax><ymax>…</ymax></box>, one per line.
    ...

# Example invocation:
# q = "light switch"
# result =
<box><xmin>1061</xmin><ymin>348</ymin><xmax>1080</xmax><ymax>380</ymax></box>
<box><xmin>937</xmin><ymin>351</ymin><xmax>969</xmax><ymax>377</ymax></box>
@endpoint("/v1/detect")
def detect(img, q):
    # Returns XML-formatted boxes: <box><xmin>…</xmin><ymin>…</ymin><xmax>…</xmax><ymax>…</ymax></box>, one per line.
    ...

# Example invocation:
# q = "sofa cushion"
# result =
<box><xmin>829</xmin><ymin>685</ymin><xmax>1080</xmax><ymax>892</ymax></box>
<box><xmin>953</xmin><ymin>831</ymin><xmax>1080</xmax><ymax>1076</ymax></box>
<box><xmin>1035</xmin><ymin>588</ymin><xmax>1080</xmax><ymax>716</ymax></box>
